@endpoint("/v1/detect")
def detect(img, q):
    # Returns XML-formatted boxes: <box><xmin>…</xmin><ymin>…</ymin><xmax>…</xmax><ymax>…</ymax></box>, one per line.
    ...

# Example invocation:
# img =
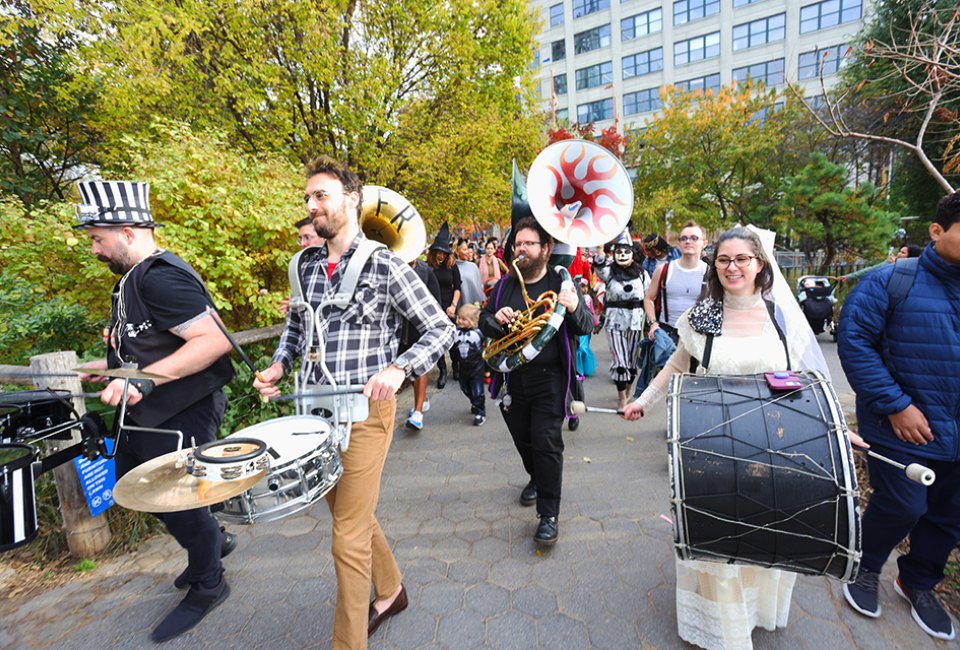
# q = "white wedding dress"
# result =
<box><xmin>636</xmin><ymin>292</ymin><xmax>806</xmax><ymax>650</ymax></box>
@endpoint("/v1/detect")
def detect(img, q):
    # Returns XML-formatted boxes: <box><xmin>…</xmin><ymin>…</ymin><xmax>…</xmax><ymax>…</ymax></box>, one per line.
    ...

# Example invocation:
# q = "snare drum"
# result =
<box><xmin>667</xmin><ymin>371</ymin><xmax>861</xmax><ymax>582</ymax></box>
<box><xmin>0</xmin><ymin>390</ymin><xmax>74</xmax><ymax>442</ymax></box>
<box><xmin>215</xmin><ymin>416</ymin><xmax>342</xmax><ymax>525</ymax></box>
<box><xmin>0</xmin><ymin>443</ymin><xmax>39</xmax><ymax>551</ymax></box>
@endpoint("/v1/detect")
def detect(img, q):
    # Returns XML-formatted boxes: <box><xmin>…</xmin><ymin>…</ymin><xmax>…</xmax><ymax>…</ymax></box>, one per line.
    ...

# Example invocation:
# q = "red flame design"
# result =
<box><xmin>544</xmin><ymin>143</ymin><xmax>627</xmax><ymax>244</ymax></box>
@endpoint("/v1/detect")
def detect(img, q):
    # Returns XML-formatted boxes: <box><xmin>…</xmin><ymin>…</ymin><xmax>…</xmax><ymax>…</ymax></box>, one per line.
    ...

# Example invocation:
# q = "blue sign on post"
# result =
<box><xmin>74</xmin><ymin>438</ymin><xmax>116</xmax><ymax>517</ymax></box>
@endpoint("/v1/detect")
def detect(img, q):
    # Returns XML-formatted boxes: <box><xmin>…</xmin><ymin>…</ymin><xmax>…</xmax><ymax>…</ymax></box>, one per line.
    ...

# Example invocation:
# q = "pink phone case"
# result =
<box><xmin>764</xmin><ymin>371</ymin><xmax>803</xmax><ymax>390</ymax></box>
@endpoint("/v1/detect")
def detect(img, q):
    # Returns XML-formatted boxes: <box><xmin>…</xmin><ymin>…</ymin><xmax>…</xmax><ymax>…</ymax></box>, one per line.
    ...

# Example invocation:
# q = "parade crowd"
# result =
<box><xmin>70</xmin><ymin>158</ymin><xmax>960</xmax><ymax>650</ymax></box>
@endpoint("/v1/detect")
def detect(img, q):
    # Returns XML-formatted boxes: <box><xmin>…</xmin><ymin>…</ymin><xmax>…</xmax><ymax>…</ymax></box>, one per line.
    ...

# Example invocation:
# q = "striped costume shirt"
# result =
<box><xmin>273</xmin><ymin>234</ymin><xmax>454</xmax><ymax>385</ymax></box>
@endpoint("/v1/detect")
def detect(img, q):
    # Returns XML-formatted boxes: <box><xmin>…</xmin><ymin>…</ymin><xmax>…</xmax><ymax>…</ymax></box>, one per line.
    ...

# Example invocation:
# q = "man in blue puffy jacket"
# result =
<box><xmin>838</xmin><ymin>190</ymin><xmax>960</xmax><ymax>641</ymax></box>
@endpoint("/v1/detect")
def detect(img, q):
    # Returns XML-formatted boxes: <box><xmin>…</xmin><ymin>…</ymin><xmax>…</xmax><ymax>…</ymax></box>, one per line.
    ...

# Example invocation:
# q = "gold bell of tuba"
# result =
<box><xmin>359</xmin><ymin>186</ymin><xmax>427</xmax><ymax>263</ymax></box>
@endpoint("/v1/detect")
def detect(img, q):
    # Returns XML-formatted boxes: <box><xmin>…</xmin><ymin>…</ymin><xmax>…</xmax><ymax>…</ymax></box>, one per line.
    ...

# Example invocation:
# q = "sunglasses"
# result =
<box><xmin>679</xmin><ymin>235</ymin><xmax>700</xmax><ymax>242</ymax></box>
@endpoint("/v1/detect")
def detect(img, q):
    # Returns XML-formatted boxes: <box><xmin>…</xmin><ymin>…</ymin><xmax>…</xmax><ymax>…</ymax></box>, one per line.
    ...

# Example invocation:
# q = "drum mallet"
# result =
<box><xmin>206</xmin><ymin>306</ymin><xmax>269</xmax><ymax>401</ymax></box>
<box><xmin>569</xmin><ymin>400</ymin><xmax>623</xmax><ymax>416</ymax></box>
<box><xmin>853</xmin><ymin>445</ymin><xmax>936</xmax><ymax>486</ymax></box>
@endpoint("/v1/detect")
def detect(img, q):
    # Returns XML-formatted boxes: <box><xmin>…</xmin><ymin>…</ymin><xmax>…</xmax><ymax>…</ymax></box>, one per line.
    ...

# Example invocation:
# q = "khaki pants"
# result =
<box><xmin>326</xmin><ymin>398</ymin><xmax>402</xmax><ymax>650</ymax></box>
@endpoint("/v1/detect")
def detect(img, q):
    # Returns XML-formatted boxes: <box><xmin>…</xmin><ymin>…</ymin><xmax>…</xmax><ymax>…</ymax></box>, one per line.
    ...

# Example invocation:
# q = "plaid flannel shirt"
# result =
<box><xmin>273</xmin><ymin>234</ymin><xmax>454</xmax><ymax>385</ymax></box>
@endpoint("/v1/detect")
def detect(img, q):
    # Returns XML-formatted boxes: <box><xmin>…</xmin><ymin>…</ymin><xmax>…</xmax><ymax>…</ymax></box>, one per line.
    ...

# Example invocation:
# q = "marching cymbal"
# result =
<box><xmin>72</xmin><ymin>366</ymin><xmax>175</xmax><ymax>381</ymax></box>
<box><xmin>114</xmin><ymin>448</ymin><xmax>265</xmax><ymax>512</ymax></box>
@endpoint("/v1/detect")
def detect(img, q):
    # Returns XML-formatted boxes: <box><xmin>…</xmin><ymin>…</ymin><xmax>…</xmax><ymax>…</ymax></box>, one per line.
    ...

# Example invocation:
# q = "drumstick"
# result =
<box><xmin>271</xmin><ymin>388</ymin><xmax>365</xmax><ymax>402</ymax></box>
<box><xmin>205</xmin><ymin>307</ymin><xmax>266</xmax><ymax>383</ymax></box>
<box><xmin>852</xmin><ymin>445</ymin><xmax>936</xmax><ymax>486</ymax></box>
<box><xmin>569</xmin><ymin>400</ymin><xmax>623</xmax><ymax>415</ymax></box>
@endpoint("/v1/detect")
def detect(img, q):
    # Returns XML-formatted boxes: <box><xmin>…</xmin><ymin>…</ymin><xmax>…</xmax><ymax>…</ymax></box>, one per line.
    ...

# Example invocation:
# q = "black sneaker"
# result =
<box><xmin>843</xmin><ymin>568</ymin><xmax>881</xmax><ymax>618</ymax></box>
<box><xmin>473</xmin><ymin>414</ymin><xmax>486</xmax><ymax>426</ymax></box>
<box><xmin>895</xmin><ymin>576</ymin><xmax>956</xmax><ymax>640</ymax></box>
<box><xmin>519</xmin><ymin>481</ymin><xmax>537</xmax><ymax>507</ymax></box>
<box><xmin>568</xmin><ymin>416</ymin><xmax>580</xmax><ymax>432</ymax></box>
<box><xmin>534</xmin><ymin>516</ymin><xmax>558</xmax><ymax>545</ymax></box>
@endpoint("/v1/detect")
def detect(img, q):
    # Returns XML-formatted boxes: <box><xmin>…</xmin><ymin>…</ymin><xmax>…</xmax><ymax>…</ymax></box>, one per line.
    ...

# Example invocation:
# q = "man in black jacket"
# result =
<box><xmin>480</xmin><ymin>217</ymin><xmax>595</xmax><ymax>545</ymax></box>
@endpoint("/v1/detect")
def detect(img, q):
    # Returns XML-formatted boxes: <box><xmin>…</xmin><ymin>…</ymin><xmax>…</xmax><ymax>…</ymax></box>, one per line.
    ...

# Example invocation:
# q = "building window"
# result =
<box><xmin>751</xmin><ymin>102</ymin><xmax>784</xmax><ymax>123</ymax></box>
<box><xmin>732</xmin><ymin>58</ymin><xmax>785</xmax><ymax>86</ymax></box>
<box><xmin>550</xmin><ymin>3</ymin><xmax>565</xmax><ymax>27</ymax></box>
<box><xmin>674</xmin><ymin>0</ymin><xmax>720</xmax><ymax>26</ymax></box>
<box><xmin>556</xmin><ymin>108</ymin><xmax>570</xmax><ymax>122</ymax></box>
<box><xmin>800</xmin><ymin>0</ymin><xmax>862</xmax><ymax>34</ymax></box>
<box><xmin>798</xmin><ymin>43</ymin><xmax>850</xmax><ymax>79</ymax></box>
<box><xmin>576</xmin><ymin>61</ymin><xmax>614</xmax><ymax>90</ymax></box>
<box><xmin>622</xmin><ymin>8</ymin><xmax>663</xmax><ymax>40</ymax></box>
<box><xmin>552</xmin><ymin>39</ymin><xmax>566</xmax><ymax>61</ymax></box>
<box><xmin>578</xmin><ymin>98</ymin><xmax>615</xmax><ymax>122</ymax></box>
<box><xmin>623</xmin><ymin>47</ymin><xmax>664</xmax><ymax>79</ymax></box>
<box><xmin>732</xmin><ymin>13</ymin><xmax>785</xmax><ymax>51</ymax></box>
<box><xmin>575</xmin><ymin>24</ymin><xmax>612</xmax><ymax>54</ymax></box>
<box><xmin>573</xmin><ymin>0</ymin><xmax>610</xmax><ymax>19</ymax></box>
<box><xmin>623</xmin><ymin>88</ymin><xmax>662</xmax><ymax>115</ymax></box>
<box><xmin>677</xmin><ymin>73</ymin><xmax>722</xmax><ymax>94</ymax></box>
<box><xmin>554</xmin><ymin>74</ymin><xmax>568</xmax><ymax>95</ymax></box>
<box><xmin>674</xmin><ymin>31</ymin><xmax>720</xmax><ymax>66</ymax></box>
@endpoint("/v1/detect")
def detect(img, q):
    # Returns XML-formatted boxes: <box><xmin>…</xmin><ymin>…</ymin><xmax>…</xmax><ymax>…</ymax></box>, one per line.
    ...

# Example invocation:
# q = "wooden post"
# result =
<box><xmin>29</xmin><ymin>351</ymin><xmax>112</xmax><ymax>557</ymax></box>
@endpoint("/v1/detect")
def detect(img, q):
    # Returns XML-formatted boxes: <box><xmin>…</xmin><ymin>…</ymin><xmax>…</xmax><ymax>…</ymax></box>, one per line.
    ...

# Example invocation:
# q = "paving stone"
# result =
<box><xmin>485</xmin><ymin>610</ymin><xmax>537</xmax><ymax>649</ymax></box>
<box><xmin>464</xmin><ymin>582</ymin><xmax>510</xmax><ymax>617</ymax></box>
<box><xmin>436</xmin><ymin>608</ymin><xmax>486</xmax><ymax>648</ymax></box>
<box><xmin>537</xmin><ymin>612</ymin><xmax>589</xmax><ymax>648</ymax></box>
<box><xmin>511</xmin><ymin>584</ymin><xmax>557</xmax><ymax>619</ymax></box>
<box><xmin>382</xmin><ymin>604</ymin><xmax>436</xmax><ymax>648</ymax></box>
<box><xmin>417</xmin><ymin>582</ymin><xmax>465</xmax><ymax>616</ymax></box>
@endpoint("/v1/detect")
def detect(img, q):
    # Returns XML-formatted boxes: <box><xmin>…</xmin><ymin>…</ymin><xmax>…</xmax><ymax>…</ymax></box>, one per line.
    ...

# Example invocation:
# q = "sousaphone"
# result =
<box><xmin>485</xmin><ymin>140</ymin><xmax>633</xmax><ymax>371</ymax></box>
<box><xmin>360</xmin><ymin>186</ymin><xmax>427</xmax><ymax>263</ymax></box>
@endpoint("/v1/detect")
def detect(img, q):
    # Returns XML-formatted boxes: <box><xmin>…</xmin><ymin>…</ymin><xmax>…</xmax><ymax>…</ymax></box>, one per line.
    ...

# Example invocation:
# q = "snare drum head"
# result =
<box><xmin>226</xmin><ymin>416</ymin><xmax>331</xmax><ymax>460</ymax></box>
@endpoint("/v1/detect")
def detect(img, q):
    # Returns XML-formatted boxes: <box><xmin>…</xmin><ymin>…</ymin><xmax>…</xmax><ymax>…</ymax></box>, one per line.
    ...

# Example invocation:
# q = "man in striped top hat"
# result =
<box><xmin>74</xmin><ymin>180</ymin><xmax>237</xmax><ymax>643</ymax></box>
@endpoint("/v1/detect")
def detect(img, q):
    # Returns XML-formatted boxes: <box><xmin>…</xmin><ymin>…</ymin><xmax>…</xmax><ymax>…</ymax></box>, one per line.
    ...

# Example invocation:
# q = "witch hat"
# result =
<box><xmin>429</xmin><ymin>221</ymin><xmax>452</xmax><ymax>254</ymax></box>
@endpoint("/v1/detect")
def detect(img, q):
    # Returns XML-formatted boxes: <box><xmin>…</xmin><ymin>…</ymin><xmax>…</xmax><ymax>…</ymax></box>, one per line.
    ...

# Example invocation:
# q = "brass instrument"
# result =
<box><xmin>482</xmin><ymin>257</ymin><xmax>559</xmax><ymax>363</ymax></box>
<box><xmin>359</xmin><ymin>185</ymin><xmax>427</xmax><ymax>263</ymax></box>
<box><xmin>486</xmin><ymin>140</ymin><xmax>631</xmax><ymax>370</ymax></box>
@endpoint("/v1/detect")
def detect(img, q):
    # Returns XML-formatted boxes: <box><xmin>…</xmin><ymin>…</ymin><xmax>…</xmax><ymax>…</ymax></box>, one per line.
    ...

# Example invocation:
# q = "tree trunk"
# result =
<box><xmin>29</xmin><ymin>351</ymin><xmax>112</xmax><ymax>557</ymax></box>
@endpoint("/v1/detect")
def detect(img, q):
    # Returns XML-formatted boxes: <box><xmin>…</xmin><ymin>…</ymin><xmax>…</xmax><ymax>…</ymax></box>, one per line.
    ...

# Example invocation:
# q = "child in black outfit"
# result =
<box><xmin>452</xmin><ymin>304</ymin><xmax>486</xmax><ymax>425</ymax></box>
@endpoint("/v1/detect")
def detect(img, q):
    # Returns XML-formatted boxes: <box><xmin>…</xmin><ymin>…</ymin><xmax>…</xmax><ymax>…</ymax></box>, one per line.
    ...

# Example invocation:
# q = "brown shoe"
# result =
<box><xmin>368</xmin><ymin>584</ymin><xmax>408</xmax><ymax>637</ymax></box>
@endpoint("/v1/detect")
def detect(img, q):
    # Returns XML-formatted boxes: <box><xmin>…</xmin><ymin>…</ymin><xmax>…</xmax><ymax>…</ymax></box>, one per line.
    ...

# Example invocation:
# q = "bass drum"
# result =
<box><xmin>667</xmin><ymin>371</ymin><xmax>861</xmax><ymax>582</ymax></box>
<box><xmin>0</xmin><ymin>444</ymin><xmax>39</xmax><ymax>551</ymax></box>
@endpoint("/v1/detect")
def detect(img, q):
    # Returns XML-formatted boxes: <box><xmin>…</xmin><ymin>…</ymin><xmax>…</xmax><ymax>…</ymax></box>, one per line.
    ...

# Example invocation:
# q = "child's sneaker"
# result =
<box><xmin>473</xmin><ymin>414</ymin><xmax>486</xmax><ymax>426</ymax></box>
<box><xmin>422</xmin><ymin>399</ymin><xmax>430</xmax><ymax>413</ymax></box>
<box><xmin>406</xmin><ymin>411</ymin><xmax>423</xmax><ymax>431</ymax></box>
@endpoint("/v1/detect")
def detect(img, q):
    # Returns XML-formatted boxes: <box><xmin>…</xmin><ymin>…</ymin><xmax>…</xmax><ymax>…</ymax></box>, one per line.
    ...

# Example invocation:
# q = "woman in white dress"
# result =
<box><xmin>622</xmin><ymin>226</ymin><xmax>833</xmax><ymax>650</ymax></box>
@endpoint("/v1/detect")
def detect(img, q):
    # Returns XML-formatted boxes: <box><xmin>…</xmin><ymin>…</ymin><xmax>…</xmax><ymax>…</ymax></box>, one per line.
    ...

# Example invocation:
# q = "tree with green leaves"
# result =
<box><xmin>78</xmin><ymin>0</ymin><xmax>543</xmax><ymax>229</ymax></box>
<box><xmin>627</xmin><ymin>81</ymin><xmax>799</xmax><ymax>233</ymax></box>
<box><xmin>775</xmin><ymin>153</ymin><xmax>901</xmax><ymax>267</ymax></box>
<box><xmin>0</xmin><ymin>1</ymin><xmax>101</xmax><ymax>205</ymax></box>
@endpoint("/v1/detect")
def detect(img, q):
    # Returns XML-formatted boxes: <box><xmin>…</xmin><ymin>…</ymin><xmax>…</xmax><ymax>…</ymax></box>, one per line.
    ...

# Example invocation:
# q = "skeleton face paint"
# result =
<box><xmin>613</xmin><ymin>245</ymin><xmax>634</xmax><ymax>267</ymax></box>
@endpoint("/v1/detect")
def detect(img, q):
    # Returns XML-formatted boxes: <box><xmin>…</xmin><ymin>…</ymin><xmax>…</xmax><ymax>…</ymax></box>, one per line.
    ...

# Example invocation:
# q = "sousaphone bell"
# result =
<box><xmin>360</xmin><ymin>186</ymin><xmax>427</xmax><ymax>263</ymax></box>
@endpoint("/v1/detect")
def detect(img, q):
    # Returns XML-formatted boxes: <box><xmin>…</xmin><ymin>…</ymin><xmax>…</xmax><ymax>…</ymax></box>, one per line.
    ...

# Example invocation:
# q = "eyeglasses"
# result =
<box><xmin>303</xmin><ymin>190</ymin><xmax>330</xmax><ymax>204</ymax></box>
<box><xmin>297</xmin><ymin>234</ymin><xmax>320</xmax><ymax>244</ymax></box>
<box><xmin>714</xmin><ymin>255</ymin><xmax>757</xmax><ymax>269</ymax></box>
<box><xmin>515</xmin><ymin>241</ymin><xmax>542</xmax><ymax>249</ymax></box>
<box><xmin>679</xmin><ymin>235</ymin><xmax>700</xmax><ymax>242</ymax></box>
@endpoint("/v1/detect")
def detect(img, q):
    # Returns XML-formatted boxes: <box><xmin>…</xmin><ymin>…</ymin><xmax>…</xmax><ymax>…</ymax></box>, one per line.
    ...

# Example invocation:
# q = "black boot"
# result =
<box><xmin>535</xmin><ymin>516</ymin><xmax>559</xmax><ymax>545</ymax></box>
<box><xmin>436</xmin><ymin>358</ymin><xmax>447</xmax><ymax>390</ymax></box>
<box><xmin>152</xmin><ymin>575</ymin><xmax>230</xmax><ymax>642</ymax></box>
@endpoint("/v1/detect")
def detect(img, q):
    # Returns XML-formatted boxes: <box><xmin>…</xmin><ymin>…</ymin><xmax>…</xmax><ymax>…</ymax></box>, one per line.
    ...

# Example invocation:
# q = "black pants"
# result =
<box><xmin>458</xmin><ymin>370</ymin><xmax>486</xmax><ymax>416</ymax></box>
<box><xmin>500</xmin><ymin>366</ymin><xmax>565</xmax><ymax>518</ymax></box>
<box><xmin>116</xmin><ymin>391</ymin><xmax>227</xmax><ymax>589</ymax></box>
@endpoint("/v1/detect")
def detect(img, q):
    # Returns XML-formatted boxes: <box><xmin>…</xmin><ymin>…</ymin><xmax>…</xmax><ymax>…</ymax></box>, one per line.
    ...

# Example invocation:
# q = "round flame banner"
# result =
<box><xmin>526</xmin><ymin>139</ymin><xmax>633</xmax><ymax>248</ymax></box>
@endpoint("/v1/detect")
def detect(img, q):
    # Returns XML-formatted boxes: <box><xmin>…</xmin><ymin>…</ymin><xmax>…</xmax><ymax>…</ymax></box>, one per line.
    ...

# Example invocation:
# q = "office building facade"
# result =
<box><xmin>532</xmin><ymin>0</ymin><xmax>873</xmax><ymax>128</ymax></box>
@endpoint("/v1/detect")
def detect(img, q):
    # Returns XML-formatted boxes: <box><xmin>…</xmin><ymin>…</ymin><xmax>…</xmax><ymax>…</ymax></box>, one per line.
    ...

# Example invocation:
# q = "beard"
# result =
<box><xmin>97</xmin><ymin>251</ymin><xmax>135</xmax><ymax>275</ymax></box>
<box><xmin>310</xmin><ymin>199</ymin><xmax>349</xmax><ymax>240</ymax></box>
<box><xmin>515</xmin><ymin>248</ymin><xmax>550</xmax><ymax>281</ymax></box>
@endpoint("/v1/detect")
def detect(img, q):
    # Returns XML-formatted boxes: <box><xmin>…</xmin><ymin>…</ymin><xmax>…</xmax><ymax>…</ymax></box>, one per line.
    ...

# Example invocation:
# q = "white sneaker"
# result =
<box><xmin>406</xmin><ymin>411</ymin><xmax>423</xmax><ymax>430</ymax></box>
<box><xmin>422</xmin><ymin>399</ymin><xmax>431</xmax><ymax>413</ymax></box>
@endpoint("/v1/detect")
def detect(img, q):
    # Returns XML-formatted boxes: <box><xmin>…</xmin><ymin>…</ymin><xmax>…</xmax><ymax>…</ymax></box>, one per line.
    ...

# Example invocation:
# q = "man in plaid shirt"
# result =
<box><xmin>255</xmin><ymin>155</ymin><xmax>453</xmax><ymax>648</ymax></box>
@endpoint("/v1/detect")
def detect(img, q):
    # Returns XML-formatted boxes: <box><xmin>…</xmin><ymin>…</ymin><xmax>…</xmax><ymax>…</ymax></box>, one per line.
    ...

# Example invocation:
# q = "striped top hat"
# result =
<box><xmin>74</xmin><ymin>180</ymin><xmax>157</xmax><ymax>228</ymax></box>
<box><xmin>614</xmin><ymin>227</ymin><xmax>633</xmax><ymax>246</ymax></box>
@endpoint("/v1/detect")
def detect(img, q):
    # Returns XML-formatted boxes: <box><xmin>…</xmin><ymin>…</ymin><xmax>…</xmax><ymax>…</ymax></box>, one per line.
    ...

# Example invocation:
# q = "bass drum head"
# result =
<box><xmin>668</xmin><ymin>372</ymin><xmax>860</xmax><ymax>581</ymax></box>
<box><xmin>0</xmin><ymin>444</ymin><xmax>39</xmax><ymax>551</ymax></box>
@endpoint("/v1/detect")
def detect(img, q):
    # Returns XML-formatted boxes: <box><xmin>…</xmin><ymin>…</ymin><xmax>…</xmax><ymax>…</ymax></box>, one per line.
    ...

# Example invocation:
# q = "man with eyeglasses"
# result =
<box><xmin>295</xmin><ymin>216</ymin><xmax>325</xmax><ymax>249</ymax></box>
<box><xmin>255</xmin><ymin>156</ymin><xmax>454</xmax><ymax>647</ymax></box>
<box><xmin>644</xmin><ymin>221</ymin><xmax>708</xmax><ymax>346</ymax></box>
<box><xmin>480</xmin><ymin>216</ymin><xmax>595</xmax><ymax>546</ymax></box>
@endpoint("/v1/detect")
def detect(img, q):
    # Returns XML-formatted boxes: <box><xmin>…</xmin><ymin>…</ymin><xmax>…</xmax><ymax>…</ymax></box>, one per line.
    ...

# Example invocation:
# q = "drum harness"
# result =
<box><xmin>287</xmin><ymin>239</ymin><xmax>385</xmax><ymax>453</ymax></box>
